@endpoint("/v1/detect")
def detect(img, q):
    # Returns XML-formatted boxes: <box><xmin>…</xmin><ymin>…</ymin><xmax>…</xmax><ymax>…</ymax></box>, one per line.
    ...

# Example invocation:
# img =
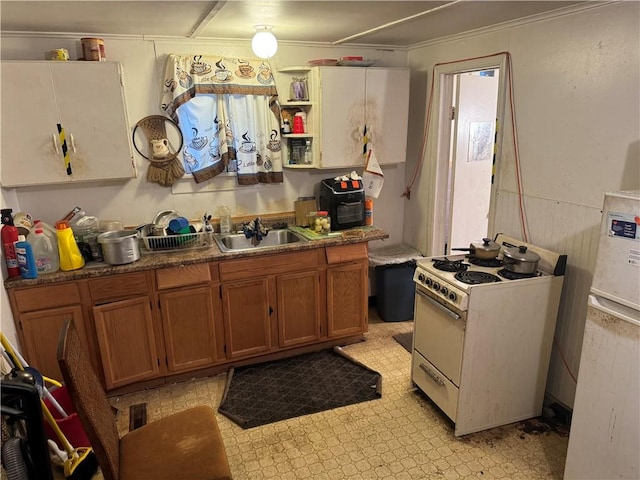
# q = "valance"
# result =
<box><xmin>161</xmin><ymin>54</ymin><xmax>278</xmax><ymax>120</ymax></box>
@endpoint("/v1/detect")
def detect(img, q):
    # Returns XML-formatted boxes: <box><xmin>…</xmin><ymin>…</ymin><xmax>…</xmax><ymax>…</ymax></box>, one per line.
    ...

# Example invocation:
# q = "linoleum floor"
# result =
<box><xmin>67</xmin><ymin>307</ymin><xmax>569</xmax><ymax>479</ymax></box>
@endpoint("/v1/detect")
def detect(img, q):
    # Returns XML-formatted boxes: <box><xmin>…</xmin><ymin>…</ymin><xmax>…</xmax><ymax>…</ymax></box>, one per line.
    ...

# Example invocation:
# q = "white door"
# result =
<box><xmin>448</xmin><ymin>72</ymin><xmax>499</xmax><ymax>251</ymax></box>
<box><xmin>366</xmin><ymin>68</ymin><xmax>410</xmax><ymax>166</ymax></box>
<box><xmin>1</xmin><ymin>61</ymin><xmax>135</xmax><ymax>187</ymax></box>
<box><xmin>318</xmin><ymin>67</ymin><xmax>366</xmax><ymax>168</ymax></box>
<box><xmin>1</xmin><ymin>63</ymin><xmax>64</xmax><ymax>185</ymax></box>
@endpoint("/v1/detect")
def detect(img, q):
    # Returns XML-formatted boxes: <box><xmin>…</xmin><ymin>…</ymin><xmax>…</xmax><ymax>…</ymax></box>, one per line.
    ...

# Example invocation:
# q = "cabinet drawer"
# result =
<box><xmin>88</xmin><ymin>272</ymin><xmax>149</xmax><ymax>303</ymax></box>
<box><xmin>326</xmin><ymin>243</ymin><xmax>368</xmax><ymax>264</ymax></box>
<box><xmin>156</xmin><ymin>263</ymin><xmax>211</xmax><ymax>290</ymax></box>
<box><xmin>412</xmin><ymin>350</ymin><xmax>459</xmax><ymax>422</ymax></box>
<box><xmin>13</xmin><ymin>283</ymin><xmax>81</xmax><ymax>313</ymax></box>
<box><xmin>219</xmin><ymin>249</ymin><xmax>321</xmax><ymax>282</ymax></box>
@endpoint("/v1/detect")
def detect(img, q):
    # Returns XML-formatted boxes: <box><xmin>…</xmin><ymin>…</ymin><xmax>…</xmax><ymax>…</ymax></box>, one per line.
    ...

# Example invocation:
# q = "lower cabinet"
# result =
<box><xmin>19</xmin><ymin>305</ymin><xmax>84</xmax><ymax>381</ymax></box>
<box><xmin>6</xmin><ymin>240</ymin><xmax>372</xmax><ymax>393</ymax></box>
<box><xmin>277</xmin><ymin>270</ymin><xmax>323</xmax><ymax>348</ymax></box>
<box><xmin>326</xmin><ymin>244</ymin><xmax>368</xmax><ymax>338</ymax></box>
<box><xmin>93</xmin><ymin>296</ymin><xmax>160</xmax><ymax>390</ymax></box>
<box><xmin>221</xmin><ymin>278</ymin><xmax>273</xmax><ymax>359</ymax></box>
<box><xmin>8</xmin><ymin>282</ymin><xmax>86</xmax><ymax>381</ymax></box>
<box><xmin>159</xmin><ymin>286</ymin><xmax>220</xmax><ymax>373</ymax></box>
<box><xmin>156</xmin><ymin>263</ymin><xmax>224</xmax><ymax>374</ymax></box>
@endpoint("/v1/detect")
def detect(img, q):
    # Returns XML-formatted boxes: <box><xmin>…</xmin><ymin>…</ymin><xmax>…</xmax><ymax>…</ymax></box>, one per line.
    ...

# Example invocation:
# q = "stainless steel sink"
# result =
<box><xmin>213</xmin><ymin>229</ymin><xmax>307</xmax><ymax>252</ymax></box>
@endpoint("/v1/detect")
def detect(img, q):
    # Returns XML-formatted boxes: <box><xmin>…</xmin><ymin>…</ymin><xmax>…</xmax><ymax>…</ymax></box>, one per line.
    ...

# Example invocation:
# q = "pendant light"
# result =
<box><xmin>251</xmin><ymin>25</ymin><xmax>278</xmax><ymax>59</ymax></box>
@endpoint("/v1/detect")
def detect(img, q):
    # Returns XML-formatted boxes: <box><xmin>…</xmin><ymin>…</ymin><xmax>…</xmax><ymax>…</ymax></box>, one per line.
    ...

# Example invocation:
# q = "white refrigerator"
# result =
<box><xmin>564</xmin><ymin>190</ymin><xmax>640</xmax><ymax>480</ymax></box>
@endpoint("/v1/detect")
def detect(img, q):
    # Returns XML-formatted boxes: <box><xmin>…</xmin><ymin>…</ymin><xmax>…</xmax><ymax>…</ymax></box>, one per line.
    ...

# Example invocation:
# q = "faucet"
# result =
<box><xmin>242</xmin><ymin>217</ymin><xmax>269</xmax><ymax>246</ymax></box>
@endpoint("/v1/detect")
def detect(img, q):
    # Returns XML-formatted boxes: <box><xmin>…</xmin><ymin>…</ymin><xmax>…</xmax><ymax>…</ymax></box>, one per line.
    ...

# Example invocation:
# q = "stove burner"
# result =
<box><xmin>432</xmin><ymin>258</ymin><xmax>469</xmax><ymax>272</ymax></box>
<box><xmin>454</xmin><ymin>271</ymin><xmax>502</xmax><ymax>285</ymax></box>
<box><xmin>469</xmin><ymin>257</ymin><xmax>503</xmax><ymax>268</ymax></box>
<box><xmin>498</xmin><ymin>268</ymin><xmax>537</xmax><ymax>280</ymax></box>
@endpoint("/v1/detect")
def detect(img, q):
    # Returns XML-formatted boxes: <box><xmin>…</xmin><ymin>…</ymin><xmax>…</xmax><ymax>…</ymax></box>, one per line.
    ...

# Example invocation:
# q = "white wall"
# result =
<box><xmin>1</xmin><ymin>36</ymin><xmax>407</xmax><ymax>239</ymax></box>
<box><xmin>404</xmin><ymin>2</ymin><xmax>640</xmax><ymax>407</ymax></box>
<box><xmin>0</xmin><ymin>34</ymin><xmax>408</xmax><ymax>351</ymax></box>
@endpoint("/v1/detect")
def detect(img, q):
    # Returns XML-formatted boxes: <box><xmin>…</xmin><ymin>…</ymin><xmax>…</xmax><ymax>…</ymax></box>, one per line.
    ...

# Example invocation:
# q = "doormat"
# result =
<box><xmin>393</xmin><ymin>332</ymin><xmax>413</xmax><ymax>353</ymax></box>
<box><xmin>218</xmin><ymin>347</ymin><xmax>382</xmax><ymax>429</ymax></box>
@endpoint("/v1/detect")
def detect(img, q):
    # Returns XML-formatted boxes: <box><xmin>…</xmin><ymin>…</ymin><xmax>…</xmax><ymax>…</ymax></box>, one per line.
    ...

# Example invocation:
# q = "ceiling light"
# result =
<box><xmin>251</xmin><ymin>25</ymin><xmax>278</xmax><ymax>59</ymax></box>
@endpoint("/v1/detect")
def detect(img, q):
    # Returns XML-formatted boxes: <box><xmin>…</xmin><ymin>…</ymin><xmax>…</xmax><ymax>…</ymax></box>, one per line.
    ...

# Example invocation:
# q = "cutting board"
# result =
<box><xmin>294</xmin><ymin>199</ymin><xmax>317</xmax><ymax>226</ymax></box>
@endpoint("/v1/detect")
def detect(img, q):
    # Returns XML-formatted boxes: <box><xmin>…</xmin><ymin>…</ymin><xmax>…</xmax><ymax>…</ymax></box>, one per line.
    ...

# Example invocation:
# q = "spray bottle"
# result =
<box><xmin>1</xmin><ymin>208</ymin><xmax>20</xmax><ymax>278</ymax></box>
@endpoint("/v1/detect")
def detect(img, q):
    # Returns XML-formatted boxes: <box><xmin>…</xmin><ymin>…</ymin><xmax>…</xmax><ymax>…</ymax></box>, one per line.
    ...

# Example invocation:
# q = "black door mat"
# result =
<box><xmin>218</xmin><ymin>347</ymin><xmax>382</xmax><ymax>429</ymax></box>
<box><xmin>393</xmin><ymin>332</ymin><xmax>413</xmax><ymax>353</ymax></box>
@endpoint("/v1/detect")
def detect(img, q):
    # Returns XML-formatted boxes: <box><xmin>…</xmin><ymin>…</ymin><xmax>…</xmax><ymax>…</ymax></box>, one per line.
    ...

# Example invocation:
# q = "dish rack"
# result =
<box><xmin>140</xmin><ymin>225</ymin><xmax>213</xmax><ymax>252</ymax></box>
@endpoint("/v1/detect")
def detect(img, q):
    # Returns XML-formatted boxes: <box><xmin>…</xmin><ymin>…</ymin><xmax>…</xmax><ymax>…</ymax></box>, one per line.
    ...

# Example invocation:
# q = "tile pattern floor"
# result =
<box><xmin>79</xmin><ymin>307</ymin><xmax>569</xmax><ymax>479</ymax></box>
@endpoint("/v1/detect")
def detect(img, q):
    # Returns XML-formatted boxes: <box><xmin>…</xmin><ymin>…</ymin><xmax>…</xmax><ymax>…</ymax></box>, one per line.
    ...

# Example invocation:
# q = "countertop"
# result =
<box><xmin>4</xmin><ymin>226</ymin><xmax>389</xmax><ymax>289</ymax></box>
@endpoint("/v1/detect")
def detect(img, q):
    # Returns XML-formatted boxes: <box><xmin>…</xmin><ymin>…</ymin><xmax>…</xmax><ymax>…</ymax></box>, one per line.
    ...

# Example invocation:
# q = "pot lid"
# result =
<box><xmin>503</xmin><ymin>245</ymin><xmax>540</xmax><ymax>263</ymax></box>
<box><xmin>472</xmin><ymin>238</ymin><xmax>500</xmax><ymax>253</ymax></box>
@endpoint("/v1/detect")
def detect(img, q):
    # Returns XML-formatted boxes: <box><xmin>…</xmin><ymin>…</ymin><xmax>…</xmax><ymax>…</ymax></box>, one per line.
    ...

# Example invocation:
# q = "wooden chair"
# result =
<box><xmin>56</xmin><ymin>318</ymin><xmax>232</xmax><ymax>480</ymax></box>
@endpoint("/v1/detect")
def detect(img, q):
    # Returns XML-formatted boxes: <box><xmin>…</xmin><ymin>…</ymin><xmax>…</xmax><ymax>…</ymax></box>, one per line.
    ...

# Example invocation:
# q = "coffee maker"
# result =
<box><xmin>319</xmin><ymin>177</ymin><xmax>365</xmax><ymax>230</ymax></box>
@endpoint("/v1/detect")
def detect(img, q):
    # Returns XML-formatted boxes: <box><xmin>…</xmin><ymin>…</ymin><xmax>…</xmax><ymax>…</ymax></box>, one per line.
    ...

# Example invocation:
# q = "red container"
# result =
<box><xmin>43</xmin><ymin>386</ymin><xmax>91</xmax><ymax>449</ymax></box>
<box><xmin>292</xmin><ymin>115</ymin><xmax>304</xmax><ymax>134</ymax></box>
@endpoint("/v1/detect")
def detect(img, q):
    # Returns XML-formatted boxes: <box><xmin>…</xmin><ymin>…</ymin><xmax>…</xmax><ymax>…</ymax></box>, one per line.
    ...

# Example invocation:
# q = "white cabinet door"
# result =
<box><xmin>316</xmin><ymin>66</ymin><xmax>409</xmax><ymax>169</ymax></box>
<box><xmin>1</xmin><ymin>61</ymin><xmax>135</xmax><ymax>187</ymax></box>
<box><xmin>317</xmin><ymin>67</ymin><xmax>366</xmax><ymax>169</ymax></box>
<box><xmin>365</xmin><ymin>68</ymin><xmax>410</xmax><ymax>166</ymax></box>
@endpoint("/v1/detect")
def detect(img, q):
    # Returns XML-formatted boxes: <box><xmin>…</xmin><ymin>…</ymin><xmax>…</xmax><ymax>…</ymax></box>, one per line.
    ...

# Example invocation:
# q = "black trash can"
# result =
<box><xmin>369</xmin><ymin>244</ymin><xmax>422</xmax><ymax>322</ymax></box>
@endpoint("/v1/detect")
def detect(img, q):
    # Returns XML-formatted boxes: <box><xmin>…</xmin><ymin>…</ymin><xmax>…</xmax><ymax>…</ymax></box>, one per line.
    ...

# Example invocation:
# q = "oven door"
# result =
<box><xmin>413</xmin><ymin>284</ymin><xmax>466</xmax><ymax>386</ymax></box>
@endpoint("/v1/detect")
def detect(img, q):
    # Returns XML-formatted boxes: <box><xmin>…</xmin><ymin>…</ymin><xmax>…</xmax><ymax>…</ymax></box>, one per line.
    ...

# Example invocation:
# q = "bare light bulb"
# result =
<box><xmin>252</xmin><ymin>25</ymin><xmax>278</xmax><ymax>59</ymax></box>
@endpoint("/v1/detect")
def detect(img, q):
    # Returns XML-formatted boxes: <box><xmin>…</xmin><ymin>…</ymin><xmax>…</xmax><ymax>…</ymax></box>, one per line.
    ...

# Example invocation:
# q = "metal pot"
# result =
<box><xmin>452</xmin><ymin>237</ymin><xmax>501</xmax><ymax>259</ymax></box>
<box><xmin>502</xmin><ymin>245</ymin><xmax>540</xmax><ymax>274</ymax></box>
<box><xmin>97</xmin><ymin>230</ymin><xmax>141</xmax><ymax>265</ymax></box>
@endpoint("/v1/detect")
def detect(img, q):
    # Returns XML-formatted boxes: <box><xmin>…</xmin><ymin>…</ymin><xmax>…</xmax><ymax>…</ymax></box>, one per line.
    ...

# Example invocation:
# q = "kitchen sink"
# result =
<box><xmin>213</xmin><ymin>229</ymin><xmax>307</xmax><ymax>252</ymax></box>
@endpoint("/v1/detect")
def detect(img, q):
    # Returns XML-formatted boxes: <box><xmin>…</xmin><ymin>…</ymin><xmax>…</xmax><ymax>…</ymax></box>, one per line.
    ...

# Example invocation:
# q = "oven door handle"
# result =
<box><xmin>419</xmin><ymin>363</ymin><xmax>445</xmax><ymax>386</ymax></box>
<box><xmin>416</xmin><ymin>288</ymin><xmax>461</xmax><ymax>321</ymax></box>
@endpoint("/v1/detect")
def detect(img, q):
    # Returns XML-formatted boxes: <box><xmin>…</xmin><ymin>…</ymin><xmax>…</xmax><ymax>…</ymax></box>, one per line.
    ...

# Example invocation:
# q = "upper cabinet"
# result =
<box><xmin>276</xmin><ymin>65</ymin><xmax>410</xmax><ymax>170</ymax></box>
<box><xmin>1</xmin><ymin>61</ymin><xmax>136</xmax><ymax>187</ymax></box>
<box><xmin>315</xmin><ymin>66</ymin><xmax>410</xmax><ymax>169</ymax></box>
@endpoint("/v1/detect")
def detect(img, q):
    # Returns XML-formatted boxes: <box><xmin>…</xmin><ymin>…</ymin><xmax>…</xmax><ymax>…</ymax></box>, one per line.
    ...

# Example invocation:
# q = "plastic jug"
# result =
<box><xmin>56</xmin><ymin>221</ymin><xmax>85</xmax><ymax>271</ymax></box>
<box><xmin>29</xmin><ymin>226</ymin><xmax>59</xmax><ymax>274</ymax></box>
<box><xmin>14</xmin><ymin>235</ymin><xmax>37</xmax><ymax>279</ymax></box>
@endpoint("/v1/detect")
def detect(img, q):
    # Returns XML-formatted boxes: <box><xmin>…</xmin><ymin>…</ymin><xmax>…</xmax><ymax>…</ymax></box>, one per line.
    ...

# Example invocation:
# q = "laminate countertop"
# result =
<box><xmin>4</xmin><ymin>226</ymin><xmax>389</xmax><ymax>289</ymax></box>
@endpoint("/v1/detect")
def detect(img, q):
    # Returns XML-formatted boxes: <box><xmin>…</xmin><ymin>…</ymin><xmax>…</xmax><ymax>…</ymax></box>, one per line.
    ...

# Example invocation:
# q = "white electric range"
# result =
<box><xmin>410</xmin><ymin>234</ymin><xmax>567</xmax><ymax>436</ymax></box>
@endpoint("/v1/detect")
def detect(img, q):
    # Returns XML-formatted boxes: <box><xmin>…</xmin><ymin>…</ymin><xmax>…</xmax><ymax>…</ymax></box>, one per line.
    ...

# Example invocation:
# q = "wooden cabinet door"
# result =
<box><xmin>19</xmin><ymin>305</ymin><xmax>84</xmax><ymax>381</ymax></box>
<box><xmin>1</xmin><ymin>61</ymin><xmax>134</xmax><ymax>187</ymax></box>
<box><xmin>221</xmin><ymin>278</ymin><xmax>273</xmax><ymax>359</ymax></box>
<box><xmin>317</xmin><ymin>66</ymin><xmax>366</xmax><ymax>168</ymax></box>
<box><xmin>159</xmin><ymin>286</ymin><xmax>219</xmax><ymax>373</ymax></box>
<box><xmin>326</xmin><ymin>261</ymin><xmax>368</xmax><ymax>338</ymax></box>
<box><xmin>93</xmin><ymin>296</ymin><xmax>160</xmax><ymax>390</ymax></box>
<box><xmin>277</xmin><ymin>270</ymin><xmax>322</xmax><ymax>348</ymax></box>
<box><xmin>365</xmin><ymin>68</ymin><xmax>410</xmax><ymax>165</ymax></box>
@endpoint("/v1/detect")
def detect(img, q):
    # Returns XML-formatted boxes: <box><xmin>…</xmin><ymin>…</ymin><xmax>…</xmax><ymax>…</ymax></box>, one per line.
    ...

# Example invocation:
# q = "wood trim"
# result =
<box><xmin>156</xmin><ymin>263</ymin><xmax>211</xmax><ymax>290</ymax></box>
<box><xmin>326</xmin><ymin>243</ymin><xmax>368</xmax><ymax>264</ymax></box>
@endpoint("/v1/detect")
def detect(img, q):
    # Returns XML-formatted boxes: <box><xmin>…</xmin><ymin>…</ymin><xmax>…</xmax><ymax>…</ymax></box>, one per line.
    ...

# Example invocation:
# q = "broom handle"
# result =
<box><xmin>1</xmin><ymin>332</ymin><xmax>69</xmax><ymax>418</ymax></box>
<box><xmin>41</xmin><ymin>398</ymin><xmax>76</xmax><ymax>457</ymax></box>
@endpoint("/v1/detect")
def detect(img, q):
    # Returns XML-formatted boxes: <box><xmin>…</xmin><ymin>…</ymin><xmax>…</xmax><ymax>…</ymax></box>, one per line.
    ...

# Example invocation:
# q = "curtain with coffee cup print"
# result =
<box><xmin>162</xmin><ymin>54</ymin><xmax>283</xmax><ymax>185</ymax></box>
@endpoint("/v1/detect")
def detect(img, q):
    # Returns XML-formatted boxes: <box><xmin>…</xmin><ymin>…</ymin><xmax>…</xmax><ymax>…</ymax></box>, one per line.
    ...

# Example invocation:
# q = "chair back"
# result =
<box><xmin>57</xmin><ymin>318</ymin><xmax>120</xmax><ymax>480</ymax></box>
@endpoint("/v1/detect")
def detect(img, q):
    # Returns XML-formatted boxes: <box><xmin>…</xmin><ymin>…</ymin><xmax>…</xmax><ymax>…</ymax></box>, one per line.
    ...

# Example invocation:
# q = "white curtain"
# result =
<box><xmin>162</xmin><ymin>54</ymin><xmax>283</xmax><ymax>185</ymax></box>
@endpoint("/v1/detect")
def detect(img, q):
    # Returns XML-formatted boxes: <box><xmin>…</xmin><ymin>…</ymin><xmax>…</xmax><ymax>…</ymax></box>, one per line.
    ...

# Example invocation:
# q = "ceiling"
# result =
<box><xmin>1</xmin><ymin>1</ymin><xmax>588</xmax><ymax>48</ymax></box>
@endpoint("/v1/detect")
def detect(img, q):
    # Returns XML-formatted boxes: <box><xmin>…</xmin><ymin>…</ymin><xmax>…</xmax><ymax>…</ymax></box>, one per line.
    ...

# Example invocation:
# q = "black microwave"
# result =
<box><xmin>319</xmin><ymin>178</ymin><xmax>365</xmax><ymax>230</ymax></box>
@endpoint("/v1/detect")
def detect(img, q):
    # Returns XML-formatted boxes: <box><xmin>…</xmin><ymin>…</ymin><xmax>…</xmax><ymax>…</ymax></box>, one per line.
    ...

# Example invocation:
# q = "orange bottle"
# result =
<box><xmin>364</xmin><ymin>199</ymin><xmax>373</xmax><ymax>226</ymax></box>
